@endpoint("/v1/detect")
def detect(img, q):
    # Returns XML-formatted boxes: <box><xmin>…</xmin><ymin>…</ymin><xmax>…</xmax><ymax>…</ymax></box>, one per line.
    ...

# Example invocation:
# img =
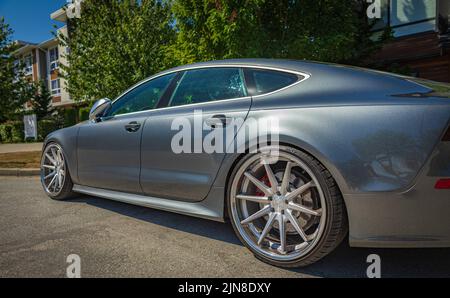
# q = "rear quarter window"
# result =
<box><xmin>246</xmin><ymin>69</ymin><xmax>301</xmax><ymax>96</ymax></box>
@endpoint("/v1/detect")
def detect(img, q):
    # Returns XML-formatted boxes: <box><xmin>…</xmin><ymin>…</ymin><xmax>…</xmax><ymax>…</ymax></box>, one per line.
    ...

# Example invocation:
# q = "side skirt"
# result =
<box><xmin>72</xmin><ymin>184</ymin><xmax>226</xmax><ymax>222</ymax></box>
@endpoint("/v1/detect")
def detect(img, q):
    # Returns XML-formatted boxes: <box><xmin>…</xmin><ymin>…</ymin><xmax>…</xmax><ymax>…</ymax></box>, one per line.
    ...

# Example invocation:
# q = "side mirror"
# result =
<box><xmin>89</xmin><ymin>98</ymin><xmax>112</xmax><ymax>121</ymax></box>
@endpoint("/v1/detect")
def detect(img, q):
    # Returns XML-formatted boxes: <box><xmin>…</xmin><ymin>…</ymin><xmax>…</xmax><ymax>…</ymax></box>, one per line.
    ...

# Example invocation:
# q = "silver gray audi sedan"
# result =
<box><xmin>40</xmin><ymin>59</ymin><xmax>450</xmax><ymax>267</ymax></box>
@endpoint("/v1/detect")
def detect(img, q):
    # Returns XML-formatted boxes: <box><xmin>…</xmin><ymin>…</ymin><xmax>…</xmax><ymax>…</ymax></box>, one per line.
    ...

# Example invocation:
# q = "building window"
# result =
<box><xmin>13</xmin><ymin>60</ymin><xmax>20</xmax><ymax>80</ymax></box>
<box><xmin>373</xmin><ymin>0</ymin><xmax>437</xmax><ymax>37</ymax></box>
<box><xmin>51</xmin><ymin>79</ymin><xmax>61</xmax><ymax>95</ymax></box>
<box><xmin>437</xmin><ymin>0</ymin><xmax>450</xmax><ymax>34</ymax></box>
<box><xmin>23</xmin><ymin>54</ymin><xmax>33</xmax><ymax>75</ymax></box>
<box><xmin>49</xmin><ymin>47</ymin><xmax>59</xmax><ymax>70</ymax></box>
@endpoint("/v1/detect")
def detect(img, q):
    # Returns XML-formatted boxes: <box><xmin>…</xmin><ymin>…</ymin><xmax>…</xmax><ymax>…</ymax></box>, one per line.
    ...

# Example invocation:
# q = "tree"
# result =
<box><xmin>61</xmin><ymin>0</ymin><xmax>391</xmax><ymax>102</ymax></box>
<box><xmin>168</xmin><ymin>0</ymin><xmax>265</xmax><ymax>64</ymax></box>
<box><xmin>170</xmin><ymin>0</ymin><xmax>391</xmax><ymax>65</ymax></box>
<box><xmin>31</xmin><ymin>80</ymin><xmax>54</xmax><ymax>120</ymax></box>
<box><xmin>0</xmin><ymin>17</ymin><xmax>33</xmax><ymax>123</ymax></box>
<box><xmin>59</xmin><ymin>0</ymin><xmax>175</xmax><ymax>101</ymax></box>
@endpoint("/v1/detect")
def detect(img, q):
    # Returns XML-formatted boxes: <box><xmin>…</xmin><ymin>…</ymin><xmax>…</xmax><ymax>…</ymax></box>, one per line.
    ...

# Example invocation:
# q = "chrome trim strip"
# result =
<box><xmin>109</xmin><ymin>64</ymin><xmax>311</xmax><ymax>119</ymax></box>
<box><xmin>72</xmin><ymin>184</ymin><xmax>224</xmax><ymax>222</ymax></box>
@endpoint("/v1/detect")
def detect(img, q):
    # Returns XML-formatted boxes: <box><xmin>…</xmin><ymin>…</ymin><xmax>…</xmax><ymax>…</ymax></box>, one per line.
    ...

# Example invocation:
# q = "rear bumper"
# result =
<box><xmin>346</xmin><ymin>142</ymin><xmax>450</xmax><ymax>248</ymax></box>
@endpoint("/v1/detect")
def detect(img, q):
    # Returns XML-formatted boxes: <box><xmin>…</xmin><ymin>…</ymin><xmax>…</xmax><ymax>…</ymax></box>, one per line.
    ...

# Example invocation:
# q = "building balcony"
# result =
<box><xmin>50</xmin><ymin>8</ymin><xmax>67</xmax><ymax>23</ymax></box>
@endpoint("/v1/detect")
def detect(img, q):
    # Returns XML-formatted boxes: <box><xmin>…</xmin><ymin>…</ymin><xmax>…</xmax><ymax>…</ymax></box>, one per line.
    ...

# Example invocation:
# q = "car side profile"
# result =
<box><xmin>40</xmin><ymin>59</ymin><xmax>450</xmax><ymax>267</ymax></box>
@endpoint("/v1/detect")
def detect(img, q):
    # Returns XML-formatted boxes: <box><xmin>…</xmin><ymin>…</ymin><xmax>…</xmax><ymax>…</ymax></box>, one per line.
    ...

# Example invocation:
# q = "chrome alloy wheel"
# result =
<box><xmin>40</xmin><ymin>143</ymin><xmax>66</xmax><ymax>196</ymax></box>
<box><xmin>230</xmin><ymin>150</ymin><xmax>327</xmax><ymax>262</ymax></box>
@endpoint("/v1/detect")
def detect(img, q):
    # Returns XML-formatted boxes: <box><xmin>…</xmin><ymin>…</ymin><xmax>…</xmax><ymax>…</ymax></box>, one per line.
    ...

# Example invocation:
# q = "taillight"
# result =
<box><xmin>435</xmin><ymin>179</ymin><xmax>450</xmax><ymax>189</ymax></box>
<box><xmin>443</xmin><ymin>126</ymin><xmax>450</xmax><ymax>142</ymax></box>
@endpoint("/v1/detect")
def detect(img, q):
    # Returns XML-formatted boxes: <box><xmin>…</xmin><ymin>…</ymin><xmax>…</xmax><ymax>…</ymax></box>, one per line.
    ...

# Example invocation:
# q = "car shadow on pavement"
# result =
<box><xmin>71</xmin><ymin>195</ymin><xmax>450</xmax><ymax>278</ymax></box>
<box><xmin>293</xmin><ymin>242</ymin><xmax>450</xmax><ymax>277</ymax></box>
<box><xmin>71</xmin><ymin>195</ymin><xmax>242</xmax><ymax>245</ymax></box>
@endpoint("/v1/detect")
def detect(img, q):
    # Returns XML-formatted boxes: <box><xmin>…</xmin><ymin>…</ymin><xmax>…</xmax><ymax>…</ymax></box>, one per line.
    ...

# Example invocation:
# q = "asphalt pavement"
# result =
<box><xmin>1</xmin><ymin>176</ymin><xmax>449</xmax><ymax>278</ymax></box>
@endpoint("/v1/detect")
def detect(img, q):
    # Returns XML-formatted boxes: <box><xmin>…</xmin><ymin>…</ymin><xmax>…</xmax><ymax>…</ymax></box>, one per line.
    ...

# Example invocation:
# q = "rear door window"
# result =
<box><xmin>168</xmin><ymin>67</ymin><xmax>247</xmax><ymax>107</ymax></box>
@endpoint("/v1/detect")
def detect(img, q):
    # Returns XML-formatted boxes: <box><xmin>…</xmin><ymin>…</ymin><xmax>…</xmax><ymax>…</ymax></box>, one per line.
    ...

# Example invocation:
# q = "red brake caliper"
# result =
<box><xmin>255</xmin><ymin>174</ymin><xmax>271</xmax><ymax>197</ymax></box>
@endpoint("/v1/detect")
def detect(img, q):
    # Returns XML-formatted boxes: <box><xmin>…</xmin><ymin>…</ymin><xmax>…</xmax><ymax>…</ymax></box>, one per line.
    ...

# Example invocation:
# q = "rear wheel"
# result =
<box><xmin>227</xmin><ymin>146</ymin><xmax>347</xmax><ymax>267</ymax></box>
<box><xmin>40</xmin><ymin>142</ymin><xmax>76</xmax><ymax>200</ymax></box>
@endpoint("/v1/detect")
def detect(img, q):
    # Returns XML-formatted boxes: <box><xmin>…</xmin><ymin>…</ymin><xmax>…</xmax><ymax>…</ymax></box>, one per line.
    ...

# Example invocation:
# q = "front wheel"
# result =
<box><xmin>40</xmin><ymin>142</ymin><xmax>76</xmax><ymax>200</ymax></box>
<box><xmin>227</xmin><ymin>146</ymin><xmax>348</xmax><ymax>267</ymax></box>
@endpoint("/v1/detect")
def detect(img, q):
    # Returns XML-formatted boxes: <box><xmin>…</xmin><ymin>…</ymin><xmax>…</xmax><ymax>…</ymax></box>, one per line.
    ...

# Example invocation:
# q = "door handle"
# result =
<box><xmin>124</xmin><ymin>121</ymin><xmax>141</xmax><ymax>132</ymax></box>
<box><xmin>205</xmin><ymin>114</ymin><xmax>231</xmax><ymax>128</ymax></box>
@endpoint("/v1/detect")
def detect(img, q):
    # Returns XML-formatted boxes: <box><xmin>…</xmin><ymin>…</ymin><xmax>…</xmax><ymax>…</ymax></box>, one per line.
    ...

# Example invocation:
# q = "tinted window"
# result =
<box><xmin>248</xmin><ymin>69</ymin><xmax>299</xmax><ymax>95</ymax></box>
<box><xmin>169</xmin><ymin>68</ymin><xmax>247</xmax><ymax>107</ymax></box>
<box><xmin>109</xmin><ymin>73</ymin><xmax>175</xmax><ymax>116</ymax></box>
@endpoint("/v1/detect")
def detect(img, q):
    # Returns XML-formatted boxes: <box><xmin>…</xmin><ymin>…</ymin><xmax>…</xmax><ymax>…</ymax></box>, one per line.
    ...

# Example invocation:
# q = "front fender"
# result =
<box><xmin>43</xmin><ymin>125</ymin><xmax>80</xmax><ymax>184</ymax></box>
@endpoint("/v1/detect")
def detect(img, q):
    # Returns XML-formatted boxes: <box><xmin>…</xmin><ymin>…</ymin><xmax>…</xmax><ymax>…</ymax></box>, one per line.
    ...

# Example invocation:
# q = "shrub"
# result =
<box><xmin>64</xmin><ymin>108</ymin><xmax>77</xmax><ymax>127</ymax></box>
<box><xmin>0</xmin><ymin>124</ymin><xmax>13</xmax><ymax>143</ymax></box>
<box><xmin>79</xmin><ymin>107</ymin><xmax>90</xmax><ymax>122</ymax></box>
<box><xmin>10</xmin><ymin>121</ymin><xmax>24</xmax><ymax>142</ymax></box>
<box><xmin>38</xmin><ymin>119</ymin><xmax>61</xmax><ymax>141</ymax></box>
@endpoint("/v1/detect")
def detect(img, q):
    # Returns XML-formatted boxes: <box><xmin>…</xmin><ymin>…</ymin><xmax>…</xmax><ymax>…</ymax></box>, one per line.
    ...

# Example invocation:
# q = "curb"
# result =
<box><xmin>0</xmin><ymin>168</ymin><xmax>40</xmax><ymax>176</ymax></box>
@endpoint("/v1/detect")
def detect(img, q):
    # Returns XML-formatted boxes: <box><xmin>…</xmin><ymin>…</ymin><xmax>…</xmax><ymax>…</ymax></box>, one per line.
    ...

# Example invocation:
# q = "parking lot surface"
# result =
<box><xmin>1</xmin><ymin>176</ymin><xmax>449</xmax><ymax>278</ymax></box>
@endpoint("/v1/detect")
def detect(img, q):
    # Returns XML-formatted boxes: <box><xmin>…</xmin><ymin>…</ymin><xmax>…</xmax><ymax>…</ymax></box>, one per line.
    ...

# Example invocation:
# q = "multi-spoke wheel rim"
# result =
<box><xmin>40</xmin><ymin>144</ymin><xmax>66</xmax><ymax>196</ymax></box>
<box><xmin>230</xmin><ymin>149</ymin><xmax>327</xmax><ymax>262</ymax></box>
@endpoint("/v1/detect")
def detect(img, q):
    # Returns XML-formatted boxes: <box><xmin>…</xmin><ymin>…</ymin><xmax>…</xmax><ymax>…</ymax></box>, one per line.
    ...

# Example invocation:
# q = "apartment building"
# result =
<box><xmin>372</xmin><ymin>0</ymin><xmax>450</xmax><ymax>83</ymax></box>
<box><xmin>12</xmin><ymin>10</ymin><xmax>73</xmax><ymax>109</ymax></box>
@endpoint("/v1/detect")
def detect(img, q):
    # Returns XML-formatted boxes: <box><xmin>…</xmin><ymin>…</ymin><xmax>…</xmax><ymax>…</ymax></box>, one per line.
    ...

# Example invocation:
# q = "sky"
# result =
<box><xmin>0</xmin><ymin>0</ymin><xmax>67</xmax><ymax>44</ymax></box>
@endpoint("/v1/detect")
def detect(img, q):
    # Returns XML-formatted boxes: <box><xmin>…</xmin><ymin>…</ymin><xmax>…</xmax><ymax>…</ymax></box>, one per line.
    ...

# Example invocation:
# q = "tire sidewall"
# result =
<box><xmin>226</xmin><ymin>145</ymin><xmax>336</xmax><ymax>267</ymax></box>
<box><xmin>41</xmin><ymin>142</ymin><xmax>74</xmax><ymax>200</ymax></box>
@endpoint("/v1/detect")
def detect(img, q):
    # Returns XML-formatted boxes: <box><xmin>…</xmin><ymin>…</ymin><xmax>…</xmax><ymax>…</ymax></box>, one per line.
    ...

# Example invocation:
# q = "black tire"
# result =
<box><xmin>41</xmin><ymin>142</ymin><xmax>77</xmax><ymax>201</ymax></box>
<box><xmin>227</xmin><ymin>145</ymin><xmax>348</xmax><ymax>267</ymax></box>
